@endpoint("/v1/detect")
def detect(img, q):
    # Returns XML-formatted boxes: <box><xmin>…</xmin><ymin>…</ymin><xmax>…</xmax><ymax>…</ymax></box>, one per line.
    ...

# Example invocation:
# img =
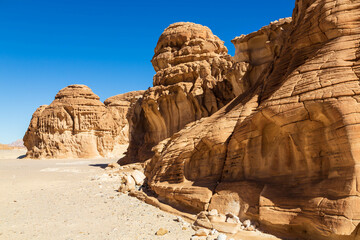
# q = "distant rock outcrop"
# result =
<box><xmin>0</xmin><ymin>139</ymin><xmax>25</xmax><ymax>150</ymax></box>
<box><xmin>8</xmin><ymin>139</ymin><xmax>25</xmax><ymax>148</ymax></box>
<box><xmin>104</xmin><ymin>90</ymin><xmax>145</xmax><ymax>144</ymax></box>
<box><xmin>0</xmin><ymin>144</ymin><xmax>18</xmax><ymax>150</ymax></box>
<box><xmin>23</xmin><ymin>85</ymin><xmax>136</xmax><ymax>159</ymax></box>
<box><xmin>121</xmin><ymin>22</ymin><xmax>246</xmax><ymax>164</ymax></box>
<box><xmin>144</xmin><ymin>0</ymin><xmax>360</xmax><ymax>239</ymax></box>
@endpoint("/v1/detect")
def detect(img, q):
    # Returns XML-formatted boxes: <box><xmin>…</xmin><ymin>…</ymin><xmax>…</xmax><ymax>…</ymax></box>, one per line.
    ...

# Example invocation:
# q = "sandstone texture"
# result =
<box><xmin>144</xmin><ymin>0</ymin><xmax>360</xmax><ymax>239</ymax></box>
<box><xmin>23</xmin><ymin>85</ymin><xmax>134</xmax><ymax>159</ymax></box>
<box><xmin>121</xmin><ymin>22</ymin><xmax>246</xmax><ymax>164</ymax></box>
<box><xmin>104</xmin><ymin>90</ymin><xmax>145</xmax><ymax>144</ymax></box>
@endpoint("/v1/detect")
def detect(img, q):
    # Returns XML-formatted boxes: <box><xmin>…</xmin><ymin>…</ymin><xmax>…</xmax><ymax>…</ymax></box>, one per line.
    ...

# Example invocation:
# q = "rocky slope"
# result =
<box><xmin>23</xmin><ymin>85</ymin><xmax>138</xmax><ymax>159</ymax></box>
<box><xmin>121</xmin><ymin>22</ymin><xmax>247</xmax><ymax>164</ymax></box>
<box><xmin>144</xmin><ymin>0</ymin><xmax>360</xmax><ymax>239</ymax></box>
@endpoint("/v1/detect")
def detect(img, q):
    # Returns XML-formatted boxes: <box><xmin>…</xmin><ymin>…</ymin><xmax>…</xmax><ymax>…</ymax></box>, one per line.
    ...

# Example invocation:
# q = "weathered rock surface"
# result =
<box><xmin>121</xmin><ymin>22</ymin><xmax>246</xmax><ymax>164</ymax></box>
<box><xmin>144</xmin><ymin>0</ymin><xmax>360</xmax><ymax>239</ymax></box>
<box><xmin>23</xmin><ymin>85</ymin><xmax>131</xmax><ymax>159</ymax></box>
<box><xmin>104</xmin><ymin>90</ymin><xmax>145</xmax><ymax>144</ymax></box>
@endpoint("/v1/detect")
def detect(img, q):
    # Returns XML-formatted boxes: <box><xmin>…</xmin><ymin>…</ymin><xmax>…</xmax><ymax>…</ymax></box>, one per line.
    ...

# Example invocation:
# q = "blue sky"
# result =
<box><xmin>0</xmin><ymin>0</ymin><xmax>294</xmax><ymax>144</ymax></box>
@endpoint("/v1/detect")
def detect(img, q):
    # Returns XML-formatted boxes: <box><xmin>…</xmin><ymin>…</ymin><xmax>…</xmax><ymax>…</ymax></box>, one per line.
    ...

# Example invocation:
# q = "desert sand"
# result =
<box><xmin>0</xmin><ymin>149</ymin><xmax>280</xmax><ymax>240</ymax></box>
<box><xmin>0</xmin><ymin>149</ymin><xmax>196</xmax><ymax>240</ymax></box>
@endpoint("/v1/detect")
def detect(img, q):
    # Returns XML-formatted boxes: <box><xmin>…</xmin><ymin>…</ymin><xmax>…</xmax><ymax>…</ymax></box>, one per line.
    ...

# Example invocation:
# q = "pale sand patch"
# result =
<box><xmin>0</xmin><ymin>150</ymin><xmax>195</xmax><ymax>240</ymax></box>
<box><xmin>0</xmin><ymin>149</ymin><xmax>281</xmax><ymax>240</ymax></box>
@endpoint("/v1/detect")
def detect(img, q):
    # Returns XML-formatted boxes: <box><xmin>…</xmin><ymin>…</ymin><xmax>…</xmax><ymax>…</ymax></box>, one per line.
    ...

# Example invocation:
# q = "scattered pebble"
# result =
<box><xmin>210</xmin><ymin>229</ymin><xmax>218</xmax><ymax>236</ymax></box>
<box><xmin>243</xmin><ymin>219</ymin><xmax>251</xmax><ymax>228</ymax></box>
<box><xmin>208</xmin><ymin>209</ymin><xmax>218</xmax><ymax>216</ymax></box>
<box><xmin>156</xmin><ymin>228</ymin><xmax>169</xmax><ymax>236</ymax></box>
<box><xmin>217</xmin><ymin>233</ymin><xmax>227</xmax><ymax>240</ymax></box>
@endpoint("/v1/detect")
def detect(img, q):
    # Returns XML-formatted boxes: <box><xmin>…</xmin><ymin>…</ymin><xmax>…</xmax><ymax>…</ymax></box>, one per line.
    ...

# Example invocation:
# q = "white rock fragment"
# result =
<box><xmin>210</xmin><ymin>228</ymin><xmax>218</xmax><ymax>235</ymax></box>
<box><xmin>225</xmin><ymin>213</ymin><xmax>241</xmax><ymax>224</ymax></box>
<box><xmin>125</xmin><ymin>175</ymin><xmax>136</xmax><ymax>190</ymax></box>
<box><xmin>131</xmin><ymin>170</ymin><xmax>145</xmax><ymax>185</ymax></box>
<box><xmin>217</xmin><ymin>233</ymin><xmax>227</xmax><ymax>240</ymax></box>
<box><xmin>243</xmin><ymin>219</ymin><xmax>251</xmax><ymax>228</ymax></box>
<box><xmin>208</xmin><ymin>209</ymin><xmax>218</xmax><ymax>216</ymax></box>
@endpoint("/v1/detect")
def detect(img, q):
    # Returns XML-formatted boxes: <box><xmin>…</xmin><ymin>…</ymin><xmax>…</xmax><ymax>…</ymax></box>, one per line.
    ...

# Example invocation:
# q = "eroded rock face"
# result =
<box><xmin>121</xmin><ymin>22</ymin><xmax>246</xmax><ymax>164</ymax></box>
<box><xmin>145</xmin><ymin>0</ymin><xmax>360</xmax><ymax>239</ymax></box>
<box><xmin>104</xmin><ymin>90</ymin><xmax>145</xmax><ymax>144</ymax></box>
<box><xmin>24</xmin><ymin>85</ymin><xmax>129</xmax><ymax>159</ymax></box>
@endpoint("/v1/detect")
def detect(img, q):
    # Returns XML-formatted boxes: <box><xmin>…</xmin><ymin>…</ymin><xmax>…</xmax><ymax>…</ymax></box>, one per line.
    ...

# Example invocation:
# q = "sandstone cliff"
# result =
<box><xmin>23</xmin><ymin>85</ymin><xmax>136</xmax><ymax>159</ymax></box>
<box><xmin>104</xmin><ymin>90</ymin><xmax>145</xmax><ymax>144</ymax></box>
<box><xmin>121</xmin><ymin>22</ymin><xmax>246</xmax><ymax>164</ymax></box>
<box><xmin>144</xmin><ymin>0</ymin><xmax>360</xmax><ymax>239</ymax></box>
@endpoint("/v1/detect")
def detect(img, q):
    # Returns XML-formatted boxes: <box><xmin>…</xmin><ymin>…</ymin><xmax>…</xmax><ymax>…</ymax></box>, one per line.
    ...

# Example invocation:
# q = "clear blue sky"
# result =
<box><xmin>0</xmin><ymin>0</ymin><xmax>294</xmax><ymax>144</ymax></box>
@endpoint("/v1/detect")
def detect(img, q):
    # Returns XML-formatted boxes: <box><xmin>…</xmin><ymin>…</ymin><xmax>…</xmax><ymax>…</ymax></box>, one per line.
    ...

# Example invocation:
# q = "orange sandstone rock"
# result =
<box><xmin>121</xmin><ymin>22</ymin><xmax>246</xmax><ymax>164</ymax></box>
<box><xmin>23</xmin><ymin>85</ymin><xmax>136</xmax><ymax>159</ymax></box>
<box><xmin>144</xmin><ymin>0</ymin><xmax>360</xmax><ymax>239</ymax></box>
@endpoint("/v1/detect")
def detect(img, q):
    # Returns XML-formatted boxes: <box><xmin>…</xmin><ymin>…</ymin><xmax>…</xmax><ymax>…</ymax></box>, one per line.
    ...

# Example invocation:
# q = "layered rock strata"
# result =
<box><xmin>121</xmin><ymin>22</ymin><xmax>246</xmax><ymax>164</ymax></box>
<box><xmin>24</xmin><ymin>85</ymin><xmax>133</xmax><ymax>159</ymax></box>
<box><xmin>144</xmin><ymin>0</ymin><xmax>360</xmax><ymax>239</ymax></box>
<box><xmin>104</xmin><ymin>90</ymin><xmax>145</xmax><ymax>144</ymax></box>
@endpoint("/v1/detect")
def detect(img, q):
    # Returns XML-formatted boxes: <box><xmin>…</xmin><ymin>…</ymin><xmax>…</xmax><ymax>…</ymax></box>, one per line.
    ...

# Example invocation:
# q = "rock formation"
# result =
<box><xmin>23</xmin><ymin>85</ymin><xmax>136</xmax><ymax>159</ymax></box>
<box><xmin>7</xmin><ymin>139</ymin><xmax>25</xmax><ymax>148</ymax></box>
<box><xmin>144</xmin><ymin>0</ymin><xmax>360</xmax><ymax>239</ymax></box>
<box><xmin>0</xmin><ymin>139</ymin><xmax>25</xmax><ymax>150</ymax></box>
<box><xmin>121</xmin><ymin>22</ymin><xmax>246</xmax><ymax>164</ymax></box>
<box><xmin>104</xmin><ymin>90</ymin><xmax>145</xmax><ymax>144</ymax></box>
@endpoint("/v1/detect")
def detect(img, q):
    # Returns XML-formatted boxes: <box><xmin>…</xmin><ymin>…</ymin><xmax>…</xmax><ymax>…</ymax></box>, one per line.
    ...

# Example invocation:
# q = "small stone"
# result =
<box><xmin>208</xmin><ymin>209</ymin><xmax>218</xmax><ymax>216</ymax></box>
<box><xmin>225</xmin><ymin>215</ymin><xmax>240</xmax><ymax>224</ymax></box>
<box><xmin>195</xmin><ymin>229</ymin><xmax>210</xmax><ymax>236</ymax></box>
<box><xmin>182</xmin><ymin>227</ymin><xmax>187</xmax><ymax>230</ymax></box>
<box><xmin>217</xmin><ymin>233</ymin><xmax>227</xmax><ymax>240</ymax></box>
<box><xmin>130</xmin><ymin>170</ymin><xmax>146</xmax><ymax>185</ymax></box>
<box><xmin>156</xmin><ymin>228</ymin><xmax>168</xmax><ymax>236</ymax></box>
<box><xmin>175</xmin><ymin>216</ymin><xmax>184</xmax><ymax>222</ymax></box>
<box><xmin>210</xmin><ymin>229</ymin><xmax>218</xmax><ymax>235</ymax></box>
<box><xmin>243</xmin><ymin>219</ymin><xmax>251</xmax><ymax>228</ymax></box>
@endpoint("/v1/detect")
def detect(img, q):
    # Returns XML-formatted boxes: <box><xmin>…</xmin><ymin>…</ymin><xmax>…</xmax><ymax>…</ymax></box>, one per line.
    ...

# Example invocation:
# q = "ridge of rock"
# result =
<box><xmin>144</xmin><ymin>0</ymin><xmax>360</xmax><ymax>239</ymax></box>
<box><xmin>120</xmin><ymin>22</ymin><xmax>246</xmax><ymax>164</ymax></box>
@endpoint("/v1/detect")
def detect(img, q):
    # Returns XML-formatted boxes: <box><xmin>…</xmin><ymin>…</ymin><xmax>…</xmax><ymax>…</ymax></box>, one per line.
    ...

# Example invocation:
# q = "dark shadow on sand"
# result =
<box><xmin>89</xmin><ymin>163</ymin><xmax>108</xmax><ymax>169</ymax></box>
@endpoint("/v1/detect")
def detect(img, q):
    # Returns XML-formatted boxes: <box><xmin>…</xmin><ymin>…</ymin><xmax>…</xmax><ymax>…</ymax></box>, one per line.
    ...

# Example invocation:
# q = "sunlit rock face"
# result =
<box><xmin>104</xmin><ymin>90</ymin><xmax>145</xmax><ymax>145</ymax></box>
<box><xmin>145</xmin><ymin>0</ymin><xmax>360</xmax><ymax>239</ymax></box>
<box><xmin>23</xmin><ymin>84</ymin><xmax>131</xmax><ymax>159</ymax></box>
<box><xmin>121</xmin><ymin>22</ymin><xmax>247</xmax><ymax>164</ymax></box>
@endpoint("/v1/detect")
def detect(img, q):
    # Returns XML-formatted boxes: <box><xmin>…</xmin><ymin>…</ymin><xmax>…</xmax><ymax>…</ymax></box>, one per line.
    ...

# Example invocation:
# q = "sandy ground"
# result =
<box><xmin>0</xmin><ymin>150</ymin><xmax>281</xmax><ymax>240</ymax></box>
<box><xmin>0</xmin><ymin>149</ymin><xmax>196</xmax><ymax>240</ymax></box>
